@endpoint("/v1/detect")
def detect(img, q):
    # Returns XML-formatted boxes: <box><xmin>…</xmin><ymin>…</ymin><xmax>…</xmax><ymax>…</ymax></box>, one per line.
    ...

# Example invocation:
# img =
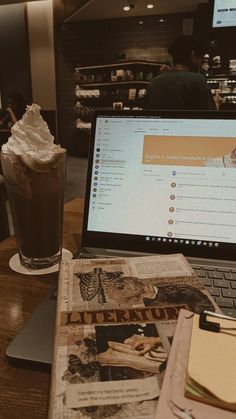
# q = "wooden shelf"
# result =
<box><xmin>75</xmin><ymin>60</ymin><xmax>166</xmax><ymax>71</ymax></box>
<box><xmin>73</xmin><ymin>60</ymin><xmax>156</xmax><ymax>156</ymax></box>
<box><xmin>207</xmin><ymin>75</ymin><xmax>236</xmax><ymax>82</ymax></box>
<box><xmin>77</xmin><ymin>80</ymin><xmax>150</xmax><ymax>88</ymax></box>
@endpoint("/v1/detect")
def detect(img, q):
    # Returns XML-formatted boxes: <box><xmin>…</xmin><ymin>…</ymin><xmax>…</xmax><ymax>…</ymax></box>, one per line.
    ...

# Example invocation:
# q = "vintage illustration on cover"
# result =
<box><xmin>49</xmin><ymin>254</ymin><xmax>217</xmax><ymax>419</ymax></box>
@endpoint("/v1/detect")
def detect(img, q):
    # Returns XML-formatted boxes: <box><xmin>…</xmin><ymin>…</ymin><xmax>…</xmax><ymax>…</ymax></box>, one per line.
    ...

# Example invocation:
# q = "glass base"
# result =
<box><xmin>19</xmin><ymin>250</ymin><xmax>62</xmax><ymax>270</ymax></box>
<box><xmin>9</xmin><ymin>249</ymin><xmax>73</xmax><ymax>275</ymax></box>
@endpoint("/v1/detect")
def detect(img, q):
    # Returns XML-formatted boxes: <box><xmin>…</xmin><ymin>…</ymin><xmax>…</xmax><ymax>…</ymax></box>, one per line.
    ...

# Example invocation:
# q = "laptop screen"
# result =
<box><xmin>82</xmin><ymin>109</ymin><xmax>236</xmax><ymax>261</ymax></box>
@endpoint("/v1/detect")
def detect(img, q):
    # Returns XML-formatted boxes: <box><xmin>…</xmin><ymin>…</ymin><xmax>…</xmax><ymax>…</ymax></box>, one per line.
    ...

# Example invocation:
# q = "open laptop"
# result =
<box><xmin>6</xmin><ymin>109</ymin><xmax>236</xmax><ymax>369</ymax></box>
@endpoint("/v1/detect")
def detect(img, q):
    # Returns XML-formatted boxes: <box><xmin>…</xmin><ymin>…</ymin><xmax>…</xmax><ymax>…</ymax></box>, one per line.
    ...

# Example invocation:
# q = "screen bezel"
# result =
<box><xmin>82</xmin><ymin>109</ymin><xmax>236</xmax><ymax>262</ymax></box>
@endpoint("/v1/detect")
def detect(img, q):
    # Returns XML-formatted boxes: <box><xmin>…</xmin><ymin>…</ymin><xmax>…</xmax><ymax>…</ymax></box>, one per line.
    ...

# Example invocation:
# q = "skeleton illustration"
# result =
<box><xmin>75</xmin><ymin>267</ymin><xmax>123</xmax><ymax>304</ymax></box>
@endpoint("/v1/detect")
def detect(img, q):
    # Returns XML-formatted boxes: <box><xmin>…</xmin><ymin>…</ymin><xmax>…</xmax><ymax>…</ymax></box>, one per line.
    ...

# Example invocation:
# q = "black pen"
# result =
<box><xmin>199</xmin><ymin>310</ymin><xmax>236</xmax><ymax>332</ymax></box>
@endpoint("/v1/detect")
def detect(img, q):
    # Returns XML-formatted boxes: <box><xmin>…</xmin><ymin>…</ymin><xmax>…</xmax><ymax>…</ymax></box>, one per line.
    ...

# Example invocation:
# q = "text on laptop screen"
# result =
<box><xmin>86</xmin><ymin>113</ymin><xmax>236</xmax><ymax>256</ymax></box>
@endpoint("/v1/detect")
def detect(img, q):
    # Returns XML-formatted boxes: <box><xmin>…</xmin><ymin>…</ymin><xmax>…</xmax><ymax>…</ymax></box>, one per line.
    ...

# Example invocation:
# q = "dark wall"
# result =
<box><xmin>54</xmin><ymin>0</ymin><xmax>91</xmax><ymax>25</ymax></box>
<box><xmin>195</xmin><ymin>1</ymin><xmax>236</xmax><ymax>64</ymax></box>
<box><xmin>0</xmin><ymin>4</ymin><xmax>32</xmax><ymax>108</ymax></box>
<box><xmin>54</xmin><ymin>12</ymin><xmax>193</xmax><ymax>152</ymax></box>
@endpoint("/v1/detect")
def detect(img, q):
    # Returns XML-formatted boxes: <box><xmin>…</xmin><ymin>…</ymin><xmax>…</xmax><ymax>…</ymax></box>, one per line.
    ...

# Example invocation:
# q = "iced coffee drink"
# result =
<box><xmin>1</xmin><ymin>104</ymin><xmax>66</xmax><ymax>269</ymax></box>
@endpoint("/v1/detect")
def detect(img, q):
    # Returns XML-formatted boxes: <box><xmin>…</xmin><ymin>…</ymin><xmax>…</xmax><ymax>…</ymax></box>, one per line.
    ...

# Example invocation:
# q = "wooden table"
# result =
<box><xmin>0</xmin><ymin>198</ymin><xmax>84</xmax><ymax>419</ymax></box>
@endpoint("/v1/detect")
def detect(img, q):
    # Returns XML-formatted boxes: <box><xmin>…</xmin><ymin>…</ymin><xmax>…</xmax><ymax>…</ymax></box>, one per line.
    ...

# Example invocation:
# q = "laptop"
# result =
<box><xmin>6</xmin><ymin>109</ymin><xmax>236</xmax><ymax>369</ymax></box>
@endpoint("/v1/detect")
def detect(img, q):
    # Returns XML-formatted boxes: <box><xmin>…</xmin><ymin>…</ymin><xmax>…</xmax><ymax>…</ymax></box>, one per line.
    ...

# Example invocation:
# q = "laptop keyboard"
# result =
<box><xmin>192</xmin><ymin>264</ymin><xmax>236</xmax><ymax>317</ymax></box>
<box><xmin>51</xmin><ymin>255</ymin><xmax>236</xmax><ymax>317</ymax></box>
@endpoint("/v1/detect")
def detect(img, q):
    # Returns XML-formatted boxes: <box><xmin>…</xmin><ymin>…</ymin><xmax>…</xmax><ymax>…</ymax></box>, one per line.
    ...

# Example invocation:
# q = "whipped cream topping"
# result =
<box><xmin>1</xmin><ymin>104</ymin><xmax>63</xmax><ymax>161</ymax></box>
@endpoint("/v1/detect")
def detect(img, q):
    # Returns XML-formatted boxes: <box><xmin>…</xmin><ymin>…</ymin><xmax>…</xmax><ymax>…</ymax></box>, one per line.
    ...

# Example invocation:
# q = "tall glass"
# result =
<box><xmin>1</xmin><ymin>150</ymin><xmax>66</xmax><ymax>269</ymax></box>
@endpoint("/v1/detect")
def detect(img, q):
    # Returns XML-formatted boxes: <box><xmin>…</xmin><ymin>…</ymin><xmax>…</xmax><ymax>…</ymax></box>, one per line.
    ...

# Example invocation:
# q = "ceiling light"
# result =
<box><xmin>123</xmin><ymin>6</ymin><xmax>130</xmax><ymax>11</ymax></box>
<box><xmin>147</xmin><ymin>3</ymin><xmax>154</xmax><ymax>8</ymax></box>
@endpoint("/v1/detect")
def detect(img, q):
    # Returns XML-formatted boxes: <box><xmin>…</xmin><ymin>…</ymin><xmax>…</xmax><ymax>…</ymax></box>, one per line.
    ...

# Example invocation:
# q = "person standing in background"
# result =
<box><xmin>145</xmin><ymin>36</ymin><xmax>217</xmax><ymax>110</ymax></box>
<box><xmin>0</xmin><ymin>92</ymin><xmax>27</xmax><ymax>129</ymax></box>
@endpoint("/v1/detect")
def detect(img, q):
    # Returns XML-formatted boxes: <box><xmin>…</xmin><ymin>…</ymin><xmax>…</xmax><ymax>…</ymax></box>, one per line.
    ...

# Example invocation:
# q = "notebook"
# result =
<box><xmin>6</xmin><ymin>109</ymin><xmax>236</xmax><ymax>369</ymax></box>
<box><xmin>156</xmin><ymin>309</ymin><xmax>236</xmax><ymax>418</ymax></box>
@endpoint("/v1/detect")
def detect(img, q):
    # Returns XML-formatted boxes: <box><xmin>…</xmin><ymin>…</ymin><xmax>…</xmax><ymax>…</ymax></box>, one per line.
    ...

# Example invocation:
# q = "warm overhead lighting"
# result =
<box><xmin>124</xmin><ymin>0</ymin><xmax>135</xmax><ymax>11</ymax></box>
<box><xmin>147</xmin><ymin>3</ymin><xmax>154</xmax><ymax>8</ymax></box>
<box><xmin>158</xmin><ymin>17</ymin><xmax>167</xmax><ymax>24</ymax></box>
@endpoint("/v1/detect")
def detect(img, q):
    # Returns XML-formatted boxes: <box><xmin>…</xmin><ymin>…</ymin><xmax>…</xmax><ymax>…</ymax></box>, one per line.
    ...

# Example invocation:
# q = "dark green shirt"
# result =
<box><xmin>146</xmin><ymin>71</ymin><xmax>216</xmax><ymax>110</ymax></box>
